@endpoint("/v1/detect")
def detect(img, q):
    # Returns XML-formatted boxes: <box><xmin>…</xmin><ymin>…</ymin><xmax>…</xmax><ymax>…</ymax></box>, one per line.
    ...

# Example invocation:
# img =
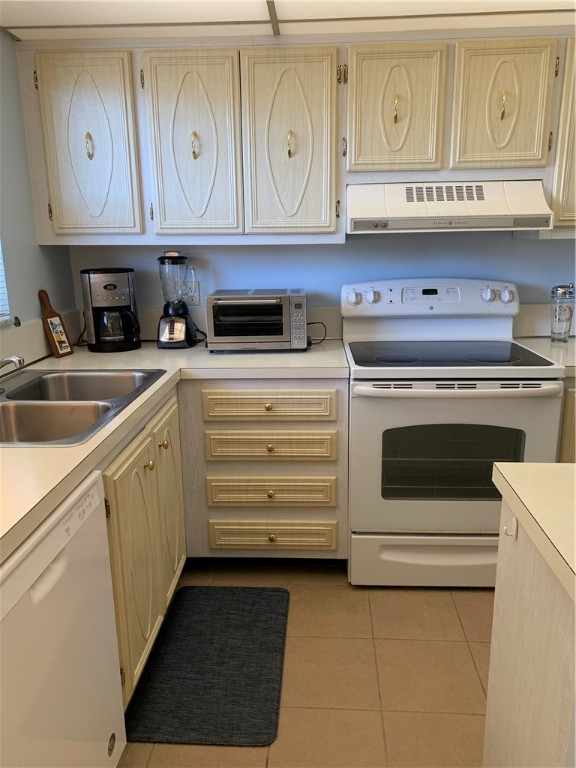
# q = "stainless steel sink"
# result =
<box><xmin>0</xmin><ymin>368</ymin><xmax>166</xmax><ymax>445</ymax></box>
<box><xmin>5</xmin><ymin>370</ymin><xmax>160</xmax><ymax>402</ymax></box>
<box><xmin>0</xmin><ymin>401</ymin><xmax>114</xmax><ymax>444</ymax></box>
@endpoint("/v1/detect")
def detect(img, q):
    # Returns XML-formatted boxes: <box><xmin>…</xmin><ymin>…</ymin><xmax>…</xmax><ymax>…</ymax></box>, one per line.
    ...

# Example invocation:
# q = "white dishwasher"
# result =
<box><xmin>0</xmin><ymin>471</ymin><xmax>126</xmax><ymax>768</ymax></box>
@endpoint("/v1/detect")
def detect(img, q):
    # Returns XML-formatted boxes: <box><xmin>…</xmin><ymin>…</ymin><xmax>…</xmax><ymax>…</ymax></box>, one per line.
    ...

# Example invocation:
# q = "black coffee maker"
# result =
<box><xmin>80</xmin><ymin>268</ymin><xmax>141</xmax><ymax>352</ymax></box>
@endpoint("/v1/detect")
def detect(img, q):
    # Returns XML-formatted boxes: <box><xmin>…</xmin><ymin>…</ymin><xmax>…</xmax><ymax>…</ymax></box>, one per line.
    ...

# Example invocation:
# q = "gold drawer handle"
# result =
<box><xmin>267</xmin><ymin>489</ymin><xmax>276</xmax><ymax>499</ymax></box>
<box><xmin>264</xmin><ymin>402</ymin><xmax>273</xmax><ymax>411</ymax></box>
<box><xmin>159</xmin><ymin>439</ymin><xmax>169</xmax><ymax>450</ymax></box>
<box><xmin>145</xmin><ymin>459</ymin><xmax>155</xmax><ymax>471</ymax></box>
<box><xmin>268</xmin><ymin>533</ymin><xmax>277</xmax><ymax>543</ymax></box>
<box><xmin>266</xmin><ymin>443</ymin><xmax>275</xmax><ymax>453</ymax></box>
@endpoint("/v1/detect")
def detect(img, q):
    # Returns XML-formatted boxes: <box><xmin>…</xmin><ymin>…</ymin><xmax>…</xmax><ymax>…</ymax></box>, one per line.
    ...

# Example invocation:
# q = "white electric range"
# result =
<box><xmin>341</xmin><ymin>277</ymin><xmax>565</xmax><ymax>587</ymax></box>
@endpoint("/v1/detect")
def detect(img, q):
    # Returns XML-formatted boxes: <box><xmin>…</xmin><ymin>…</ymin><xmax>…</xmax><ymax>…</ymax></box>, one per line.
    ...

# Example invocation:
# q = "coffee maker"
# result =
<box><xmin>80</xmin><ymin>268</ymin><xmax>141</xmax><ymax>352</ymax></box>
<box><xmin>157</xmin><ymin>252</ymin><xmax>199</xmax><ymax>348</ymax></box>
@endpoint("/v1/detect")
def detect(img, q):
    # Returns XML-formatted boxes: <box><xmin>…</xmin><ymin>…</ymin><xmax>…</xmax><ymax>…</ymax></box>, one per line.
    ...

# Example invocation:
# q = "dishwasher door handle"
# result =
<box><xmin>28</xmin><ymin>550</ymin><xmax>69</xmax><ymax>605</ymax></box>
<box><xmin>352</xmin><ymin>382</ymin><xmax>564</xmax><ymax>399</ymax></box>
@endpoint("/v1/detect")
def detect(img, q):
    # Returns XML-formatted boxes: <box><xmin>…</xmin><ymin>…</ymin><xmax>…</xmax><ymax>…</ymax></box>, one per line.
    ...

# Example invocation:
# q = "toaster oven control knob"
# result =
<box><xmin>481</xmin><ymin>286</ymin><xmax>496</xmax><ymax>303</ymax></box>
<box><xmin>500</xmin><ymin>287</ymin><xmax>515</xmax><ymax>304</ymax></box>
<box><xmin>346</xmin><ymin>290</ymin><xmax>363</xmax><ymax>307</ymax></box>
<box><xmin>365</xmin><ymin>289</ymin><xmax>381</xmax><ymax>305</ymax></box>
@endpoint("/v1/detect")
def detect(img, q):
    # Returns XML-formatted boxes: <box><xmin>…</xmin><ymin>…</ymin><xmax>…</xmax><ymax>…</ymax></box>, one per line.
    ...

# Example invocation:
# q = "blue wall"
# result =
<box><xmin>70</xmin><ymin>232</ymin><xmax>575</xmax><ymax>311</ymax></box>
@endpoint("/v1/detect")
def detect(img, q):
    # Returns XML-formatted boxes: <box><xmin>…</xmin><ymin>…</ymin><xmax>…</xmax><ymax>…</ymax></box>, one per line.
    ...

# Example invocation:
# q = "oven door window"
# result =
<box><xmin>212</xmin><ymin>302</ymin><xmax>284</xmax><ymax>338</ymax></box>
<box><xmin>381</xmin><ymin>424</ymin><xmax>526</xmax><ymax>500</ymax></box>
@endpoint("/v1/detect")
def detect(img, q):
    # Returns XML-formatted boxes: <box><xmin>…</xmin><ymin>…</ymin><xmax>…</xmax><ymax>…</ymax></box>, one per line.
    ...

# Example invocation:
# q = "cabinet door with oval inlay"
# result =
<box><xmin>241</xmin><ymin>47</ymin><xmax>336</xmax><ymax>233</ymax></box>
<box><xmin>143</xmin><ymin>49</ymin><xmax>243</xmax><ymax>233</ymax></box>
<box><xmin>35</xmin><ymin>51</ymin><xmax>141</xmax><ymax>234</ymax></box>
<box><xmin>347</xmin><ymin>43</ymin><xmax>446</xmax><ymax>171</ymax></box>
<box><xmin>451</xmin><ymin>38</ymin><xmax>557</xmax><ymax>168</ymax></box>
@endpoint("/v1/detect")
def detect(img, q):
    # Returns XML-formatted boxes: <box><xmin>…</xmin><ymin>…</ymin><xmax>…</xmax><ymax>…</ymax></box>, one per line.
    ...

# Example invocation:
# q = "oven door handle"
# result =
<box><xmin>212</xmin><ymin>299</ymin><xmax>282</xmax><ymax>305</ymax></box>
<box><xmin>351</xmin><ymin>382</ymin><xmax>564</xmax><ymax>398</ymax></box>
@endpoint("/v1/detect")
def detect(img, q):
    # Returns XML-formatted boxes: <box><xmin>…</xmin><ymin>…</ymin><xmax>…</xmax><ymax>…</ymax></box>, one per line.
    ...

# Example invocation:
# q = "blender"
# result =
<box><xmin>157</xmin><ymin>251</ymin><xmax>199</xmax><ymax>348</ymax></box>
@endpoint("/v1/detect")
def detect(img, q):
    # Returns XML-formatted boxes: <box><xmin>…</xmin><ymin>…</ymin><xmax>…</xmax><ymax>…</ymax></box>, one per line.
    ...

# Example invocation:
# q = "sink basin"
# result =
<box><xmin>0</xmin><ymin>368</ymin><xmax>166</xmax><ymax>444</ymax></box>
<box><xmin>0</xmin><ymin>401</ymin><xmax>114</xmax><ymax>444</ymax></box>
<box><xmin>4</xmin><ymin>370</ymin><xmax>163</xmax><ymax>402</ymax></box>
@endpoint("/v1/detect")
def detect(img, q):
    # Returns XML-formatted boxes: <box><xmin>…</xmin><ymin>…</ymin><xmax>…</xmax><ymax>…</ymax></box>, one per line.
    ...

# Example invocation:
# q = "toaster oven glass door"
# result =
<box><xmin>211</xmin><ymin>298</ymin><xmax>289</xmax><ymax>341</ymax></box>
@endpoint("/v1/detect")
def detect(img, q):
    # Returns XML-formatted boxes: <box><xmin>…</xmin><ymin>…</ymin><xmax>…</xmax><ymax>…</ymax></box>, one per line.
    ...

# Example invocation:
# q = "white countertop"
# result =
<box><xmin>492</xmin><ymin>462</ymin><xmax>575</xmax><ymax>600</ymax></box>
<box><xmin>517</xmin><ymin>336</ymin><xmax>575</xmax><ymax>376</ymax></box>
<box><xmin>0</xmin><ymin>340</ymin><xmax>348</xmax><ymax>563</ymax></box>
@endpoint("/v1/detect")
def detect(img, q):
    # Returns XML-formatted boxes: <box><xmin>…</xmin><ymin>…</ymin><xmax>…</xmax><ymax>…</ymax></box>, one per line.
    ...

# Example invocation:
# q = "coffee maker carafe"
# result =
<box><xmin>80</xmin><ymin>268</ymin><xmax>141</xmax><ymax>352</ymax></box>
<box><xmin>157</xmin><ymin>252</ymin><xmax>199</xmax><ymax>348</ymax></box>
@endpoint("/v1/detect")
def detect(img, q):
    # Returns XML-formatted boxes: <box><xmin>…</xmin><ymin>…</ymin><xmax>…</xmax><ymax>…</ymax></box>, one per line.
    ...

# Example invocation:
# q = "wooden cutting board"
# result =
<box><xmin>38</xmin><ymin>289</ymin><xmax>73</xmax><ymax>357</ymax></box>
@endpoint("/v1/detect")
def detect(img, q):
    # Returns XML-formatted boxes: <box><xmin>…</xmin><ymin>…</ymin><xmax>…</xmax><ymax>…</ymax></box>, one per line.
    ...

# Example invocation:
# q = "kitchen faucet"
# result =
<box><xmin>0</xmin><ymin>355</ymin><xmax>25</xmax><ymax>372</ymax></box>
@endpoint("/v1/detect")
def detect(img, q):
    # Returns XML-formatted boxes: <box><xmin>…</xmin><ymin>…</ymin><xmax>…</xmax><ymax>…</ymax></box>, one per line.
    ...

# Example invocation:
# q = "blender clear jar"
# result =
<box><xmin>550</xmin><ymin>283</ymin><xmax>575</xmax><ymax>342</ymax></box>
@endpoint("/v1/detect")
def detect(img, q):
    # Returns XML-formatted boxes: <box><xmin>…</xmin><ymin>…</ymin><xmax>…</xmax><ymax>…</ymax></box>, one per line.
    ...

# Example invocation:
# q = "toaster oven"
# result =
<box><xmin>205</xmin><ymin>289</ymin><xmax>307</xmax><ymax>352</ymax></box>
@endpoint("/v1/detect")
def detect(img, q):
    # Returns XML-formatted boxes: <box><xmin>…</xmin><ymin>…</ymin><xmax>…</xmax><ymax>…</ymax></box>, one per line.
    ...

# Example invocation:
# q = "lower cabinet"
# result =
<box><xmin>179</xmin><ymin>379</ymin><xmax>348</xmax><ymax>559</ymax></box>
<box><xmin>483</xmin><ymin>500</ymin><xmax>575</xmax><ymax>767</ymax></box>
<box><xmin>104</xmin><ymin>397</ymin><xmax>185</xmax><ymax>707</ymax></box>
<box><xmin>559</xmin><ymin>380</ymin><xmax>575</xmax><ymax>462</ymax></box>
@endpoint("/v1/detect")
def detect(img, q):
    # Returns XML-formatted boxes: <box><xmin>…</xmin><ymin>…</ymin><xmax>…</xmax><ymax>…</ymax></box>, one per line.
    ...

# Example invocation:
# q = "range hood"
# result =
<box><xmin>346</xmin><ymin>180</ymin><xmax>553</xmax><ymax>233</ymax></box>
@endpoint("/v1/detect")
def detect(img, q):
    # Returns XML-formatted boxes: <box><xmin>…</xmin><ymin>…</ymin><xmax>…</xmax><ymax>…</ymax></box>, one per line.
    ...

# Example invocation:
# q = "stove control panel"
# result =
<box><xmin>341</xmin><ymin>278</ymin><xmax>519</xmax><ymax>317</ymax></box>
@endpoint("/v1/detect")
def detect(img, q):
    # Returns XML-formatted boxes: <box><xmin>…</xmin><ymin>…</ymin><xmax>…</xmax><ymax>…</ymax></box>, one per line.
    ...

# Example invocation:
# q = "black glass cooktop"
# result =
<box><xmin>348</xmin><ymin>340</ymin><xmax>553</xmax><ymax>368</ymax></box>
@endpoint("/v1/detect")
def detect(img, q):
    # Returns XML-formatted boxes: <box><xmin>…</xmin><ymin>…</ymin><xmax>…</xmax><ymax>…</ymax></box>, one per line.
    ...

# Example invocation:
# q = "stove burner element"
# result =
<box><xmin>374</xmin><ymin>354</ymin><xmax>421</xmax><ymax>365</ymax></box>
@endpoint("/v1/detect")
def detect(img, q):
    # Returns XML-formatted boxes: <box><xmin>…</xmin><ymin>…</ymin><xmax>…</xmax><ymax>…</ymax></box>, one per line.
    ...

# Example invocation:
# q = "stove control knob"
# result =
<box><xmin>500</xmin><ymin>287</ymin><xmax>515</xmax><ymax>304</ymax></box>
<box><xmin>481</xmin><ymin>286</ymin><xmax>496</xmax><ymax>303</ymax></box>
<box><xmin>365</xmin><ymin>289</ymin><xmax>381</xmax><ymax>305</ymax></box>
<box><xmin>346</xmin><ymin>290</ymin><xmax>363</xmax><ymax>307</ymax></box>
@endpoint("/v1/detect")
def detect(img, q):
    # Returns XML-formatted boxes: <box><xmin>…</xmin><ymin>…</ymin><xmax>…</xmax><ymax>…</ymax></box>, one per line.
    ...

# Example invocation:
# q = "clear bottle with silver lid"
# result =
<box><xmin>550</xmin><ymin>283</ymin><xmax>575</xmax><ymax>342</ymax></box>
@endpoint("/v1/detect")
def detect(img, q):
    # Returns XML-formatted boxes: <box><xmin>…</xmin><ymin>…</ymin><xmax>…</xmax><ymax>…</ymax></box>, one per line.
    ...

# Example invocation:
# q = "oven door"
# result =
<box><xmin>349</xmin><ymin>380</ymin><xmax>564</xmax><ymax>534</ymax></box>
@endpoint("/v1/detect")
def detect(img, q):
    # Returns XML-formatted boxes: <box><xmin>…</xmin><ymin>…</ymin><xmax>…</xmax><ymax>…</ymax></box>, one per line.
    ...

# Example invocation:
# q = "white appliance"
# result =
<box><xmin>342</xmin><ymin>278</ymin><xmax>564</xmax><ymax>587</ymax></box>
<box><xmin>346</xmin><ymin>180</ymin><xmax>553</xmax><ymax>233</ymax></box>
<box><xmin>0</xmin><ymin>471</ymin><xmax>126</xmax><ymax>767</ymax></box>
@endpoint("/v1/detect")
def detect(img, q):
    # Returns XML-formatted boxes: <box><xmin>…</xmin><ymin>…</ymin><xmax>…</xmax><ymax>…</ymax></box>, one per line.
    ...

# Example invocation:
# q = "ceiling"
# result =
<box><xmin>0</xmin><ymin>0</ymin><xmax>574</xmax><ymax>41</ymax></box>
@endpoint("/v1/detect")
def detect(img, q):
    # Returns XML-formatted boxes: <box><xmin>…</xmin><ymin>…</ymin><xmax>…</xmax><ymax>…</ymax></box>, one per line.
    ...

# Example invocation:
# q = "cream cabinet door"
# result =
<box><xmin>104</xmin><ymin>433</ymin><xmax>164</xmax><ymax>706</ymax></box>
<box><xmin>149</xmin><ymin>399</ymin><xmax>186</xmax><ymax>607</ymax></box>
<box><xmin>143</xmin><ymin>49</ymin><xmax>243</xmax><ymax>233</ymax></box>
<box><xmin>552</xmin><ymin>39</ymin><xmax>575</xmax><ymax>228</ymax></box>
<box><xmin>241</xmin><ymin>47</ymin><xmax>336</xmax><ymax>233</ymax></box>
<box><xmin>34</xmin><ymin>51</ymin><xmax>141</xmax><ymax>234</ymax></box>
<box><xmin>484</xmin><ymin>502</ymin><xmax>575</xmax><ymax>767</ymax></box>
<box><xmin>451</xmin><ymin>38</ymin><xmax>557</xmax><ymax>168</ymax></box>
<box><xmin>347</xmin><ymin>43</ymin><xmax>446</xmax><ymax>170</ymax></box>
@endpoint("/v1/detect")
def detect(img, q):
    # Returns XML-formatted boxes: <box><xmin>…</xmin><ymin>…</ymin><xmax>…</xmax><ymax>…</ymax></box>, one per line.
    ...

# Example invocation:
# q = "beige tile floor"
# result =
<box><xmin>118</xmin><ymin>559</ymin><xmax>494</xmax><ymax>768</ymax></box>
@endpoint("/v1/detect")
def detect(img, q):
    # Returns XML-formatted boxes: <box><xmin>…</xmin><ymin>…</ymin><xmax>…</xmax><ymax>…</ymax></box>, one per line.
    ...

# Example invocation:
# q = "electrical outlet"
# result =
<box><xmin>189</xmin><ymin>282</ymin><xmax>201</xmax><ymax>306</ymax></box>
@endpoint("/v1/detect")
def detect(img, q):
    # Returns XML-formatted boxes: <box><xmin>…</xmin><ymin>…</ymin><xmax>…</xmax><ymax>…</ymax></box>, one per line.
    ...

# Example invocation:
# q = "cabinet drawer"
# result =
<box><xmin>205</xmin><ymin>429</ymin><xmax>337</xmax><ymax>460</ymax></box>
<box><xmin>202</xmin><ymin>389</ymin><xmax>337</xmax><ymax>421</ymax></box>
<box><xmin>209</xmin><ymin>519</ymin><xmax>338</xmax><ymax>550</ymax></box>
<box><xmin>206</xmin><ymin>476</ymin><xmax>337</xmax><ymax>506</ymax></box>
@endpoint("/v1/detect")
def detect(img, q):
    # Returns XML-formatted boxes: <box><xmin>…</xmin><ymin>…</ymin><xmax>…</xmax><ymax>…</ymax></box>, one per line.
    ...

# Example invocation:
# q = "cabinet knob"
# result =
<box><xmin>268</xmin><ymin>534</ymin><xmax>277</xmax><ymax>543</ymax></box>
<box><xmin>264</xmin><ymin>402</ymin><xmax>273</xmax><ymax>411</ymax></box>
<box><xmin>159</xmin><ymin>439</ymin><xmax>169</xmax><ymax>450</ymax></box>
<box><xmin>266</xmin><ymin>443</ymin><xmax>275</xmax><ymax>453</ymax></box>
<box><xmin>145</xmin><ymin>459</ymin><xmax>155</xmax><ymax>471</ymax></box>
<box><xmin>267</xmin><ymin>489</ymin><xmax>276</xmax><ymax>499</ymax></box>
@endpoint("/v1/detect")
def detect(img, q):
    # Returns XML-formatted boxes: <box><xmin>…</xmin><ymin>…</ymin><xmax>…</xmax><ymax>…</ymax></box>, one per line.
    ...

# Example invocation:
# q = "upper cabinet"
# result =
<box><xmin>34</xmin><ymin>51</ymin><xmax>142</xmax><ymax>234</ymax></box>
<box><xmin>347</xmin><ymin>43</ymin><xmax>447</xmax><ymax>171</ymax></box>
<box><xmin>451</xmin><ymin>38</ymin><xmax>557</xmax><ymax>168</ymax></box>
<box><xmin>240</xmin><ymin>47</ymin><xmax>337</xmax><ymax>234</ymax></box>
<box><xmin>143</xmin><ymin>49</ymin><xmax>243</xmax><ymax>234</ymax></box>
<box><xmin>552</xmin><ymin>38</ymin><xmax>575</xmax><ymax>227</ymax></box>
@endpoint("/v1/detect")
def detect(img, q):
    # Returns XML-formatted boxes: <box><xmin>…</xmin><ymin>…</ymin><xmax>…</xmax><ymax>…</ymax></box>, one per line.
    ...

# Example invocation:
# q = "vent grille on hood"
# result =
<box><xmin>405</xmin><ymin>184</ymin><xmax>486</xmax><ymax>204</ymax></box>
